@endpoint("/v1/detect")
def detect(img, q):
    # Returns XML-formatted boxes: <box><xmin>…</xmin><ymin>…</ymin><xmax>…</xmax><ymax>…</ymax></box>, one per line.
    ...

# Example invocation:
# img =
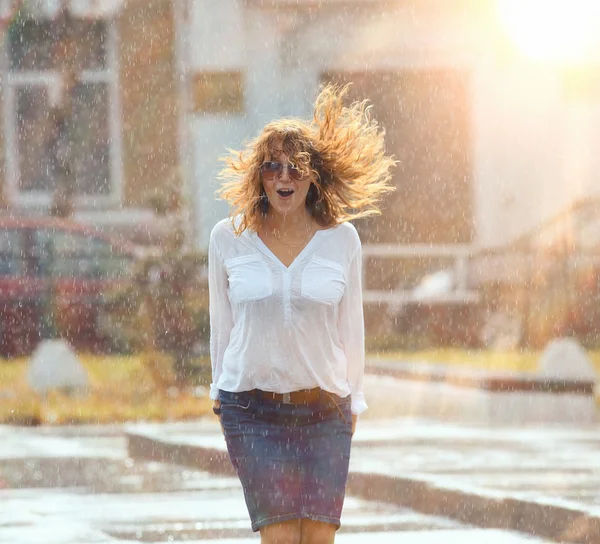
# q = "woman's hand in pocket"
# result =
<box><xmin>213</xmin><ymin>400</ymin><xmax>224</xmax><ymax>433</ymax></box>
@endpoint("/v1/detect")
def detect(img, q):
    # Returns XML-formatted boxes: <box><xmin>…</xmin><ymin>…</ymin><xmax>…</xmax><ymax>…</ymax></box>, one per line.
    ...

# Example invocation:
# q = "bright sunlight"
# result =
<box><xmin>496</xmin><ymin>0</ymin><xmax>600</xmax><ymax>63</ymax></box>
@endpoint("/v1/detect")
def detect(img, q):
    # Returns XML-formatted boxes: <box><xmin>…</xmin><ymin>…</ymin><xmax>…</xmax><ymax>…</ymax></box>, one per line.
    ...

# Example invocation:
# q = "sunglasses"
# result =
<box><xmin>260</xmin><ymin>161</ymin><xmax>306</xmax><ymax>181</ymax></box>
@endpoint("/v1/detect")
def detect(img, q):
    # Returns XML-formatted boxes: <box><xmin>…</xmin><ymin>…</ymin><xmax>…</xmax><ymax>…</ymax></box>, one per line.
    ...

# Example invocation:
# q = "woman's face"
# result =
<box><xmin>261</xmin><ymin>149</ymin><xmax>312</xmax><ymax>220</ymax></box>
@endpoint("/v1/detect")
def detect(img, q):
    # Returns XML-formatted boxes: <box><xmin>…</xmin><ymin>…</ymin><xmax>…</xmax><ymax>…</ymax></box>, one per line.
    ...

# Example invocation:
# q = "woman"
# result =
<box><xmin>209</xmin><ymin>84</ymin><xmax>395</xmax><ymax>543</ymax></box>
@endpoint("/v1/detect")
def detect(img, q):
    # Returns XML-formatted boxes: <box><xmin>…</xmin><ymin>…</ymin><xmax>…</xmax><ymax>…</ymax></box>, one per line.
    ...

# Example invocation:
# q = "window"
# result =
<box><xmin>0</xmin><ymin>228</ymin><xmax>24</xmax><ymax>276</ymax></box>
<box><xmin>88</xmin><ymin>237</ymin><xmax>133</xmax><ymax>279</ymax></box>
<box><xmin>16</xmin><ymin>85</ymin><xmax>53</xmax><ymax>192</ymax></box>
<box><xmin>28</xmin><ymin>227</ymin><xmax>53</xmax><ymax>277</ymax></box>
<box><xmin>45</xmin><ymin>230</ymin><xmax>96</xmax><ymax>278</ymax></box>
<box><xmin>69</xmin><ymin>82</ymin><xmax>111</xmax><ymax>195</ymax></box>
<box><xmin>32</xmin><ymin>229</ymin><xmax>132</xmax><ymax>279</ymax></box>
<box><xmin>8</xmin><ymin>18</ymin><xmax>107</xmax><ymax>72</ymax></box>
<box><xmin>4</xmin><ymin>13</ymin><xmax>118</xmax><ymax>203</ymax></box>
<box><xmin>321</xmin><ymin>70</ymin><xmax>472</xmax><ymax>245</ymax></box>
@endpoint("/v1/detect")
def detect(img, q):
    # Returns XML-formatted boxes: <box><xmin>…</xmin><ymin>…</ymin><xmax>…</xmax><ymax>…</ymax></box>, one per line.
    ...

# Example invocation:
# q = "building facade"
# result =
<box><xmin>1</xmin><ymin>0</ymin><xmax>599</xmax><ymax>252</ymax></box>
<box><xmin>187</xmin><ymin>0</ymin><xmax>600</xmax><ymax>250</ymax></box>
<box><xmin>0</xmin><ymin>0</ymin><xmax>186</xmax><ymax>242</ymax></box>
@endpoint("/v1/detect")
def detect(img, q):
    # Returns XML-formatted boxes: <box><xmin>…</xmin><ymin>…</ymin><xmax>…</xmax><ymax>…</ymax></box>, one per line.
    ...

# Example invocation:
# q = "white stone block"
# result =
<box><xmin>538</xmin><ymin>338</ymin><xmax>597</xmax><ymax>381</ymax></box>
<box><xmin>27</xmin><ymin>339</ymin><xmax>89</xmax><ymax>395</ymax></box>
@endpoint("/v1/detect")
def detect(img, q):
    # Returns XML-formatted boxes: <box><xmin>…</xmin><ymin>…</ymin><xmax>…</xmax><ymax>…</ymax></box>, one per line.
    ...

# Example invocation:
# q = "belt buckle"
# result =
<box><xmin>283</xmin><ymin>392</ymin><xmax>291</xmax><ymax>404</ymax></box>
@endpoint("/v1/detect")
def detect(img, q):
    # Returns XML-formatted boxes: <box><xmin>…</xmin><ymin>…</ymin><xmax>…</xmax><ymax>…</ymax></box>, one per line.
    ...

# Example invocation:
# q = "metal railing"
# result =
<box><xmin>362</xmin><ymin>243</ymin><xmax>479</xmax><ymax>305</ymax></box>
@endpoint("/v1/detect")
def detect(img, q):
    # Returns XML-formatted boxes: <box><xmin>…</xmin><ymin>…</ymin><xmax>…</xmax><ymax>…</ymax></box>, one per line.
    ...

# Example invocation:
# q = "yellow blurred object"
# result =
<box><xmin>0</xmin><ymin>355</ymin><xmax>211</xmax><ymax>425</ymax></box>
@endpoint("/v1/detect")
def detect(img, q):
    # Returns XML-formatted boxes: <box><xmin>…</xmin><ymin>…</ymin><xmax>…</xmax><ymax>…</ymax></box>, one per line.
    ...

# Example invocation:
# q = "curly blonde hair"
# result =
<box><xmin>217</xmin><ymin>84</ymin><xmax>396</xmax><ymax>234</ymax></box>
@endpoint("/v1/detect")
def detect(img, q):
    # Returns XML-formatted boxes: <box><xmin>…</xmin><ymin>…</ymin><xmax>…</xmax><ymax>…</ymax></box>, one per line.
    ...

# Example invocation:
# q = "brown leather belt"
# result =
<box><xmin>249</xmin><ymin>387</ymin><xmax>322</xmax><ymax>405</ymax></box>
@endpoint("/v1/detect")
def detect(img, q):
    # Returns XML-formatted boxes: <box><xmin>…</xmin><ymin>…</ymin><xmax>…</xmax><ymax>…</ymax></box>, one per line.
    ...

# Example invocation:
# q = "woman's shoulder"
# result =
<box><xmin>209</xmin><ymin>217</ymin><xmax>238</xmax><ymax>249</ymax></box>
<box><xmin>335</xmin><ymin>221</ymin><xmax>360</xmax><ymax>237</ymax></box>
<box><xmin>210</xmin><ymin>217</ymin><xmax>236</xmax><ymax>238</ymax></box>
<box><xmin>326</xmin><ymin>221</ymin><xmax>361</xmax><ymax>247</ymax></box>
<box><xmin>316</xmin><ymin>222</ymin><xmax>361</xmax><ymax>262</ymax></box>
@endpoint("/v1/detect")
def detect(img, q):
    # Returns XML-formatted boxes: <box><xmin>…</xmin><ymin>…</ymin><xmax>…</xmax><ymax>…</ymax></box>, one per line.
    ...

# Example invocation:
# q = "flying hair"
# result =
<box><xmin>217</xmin><ymin>83</ymin><xmax>396</xmax><ymax>235</ymax></box>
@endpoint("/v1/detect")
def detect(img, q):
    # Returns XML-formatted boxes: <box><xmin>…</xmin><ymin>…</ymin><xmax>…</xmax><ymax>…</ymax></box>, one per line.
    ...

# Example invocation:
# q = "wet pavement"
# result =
<box><xmin>0</xmin><ymin>423</ymin><xmax>551</xmax><ymax>543</ymax></box>
<box><xmin>352</xmin><ymin>420</ymin><xmax>600</xmax><ymax>511</ymax></box>
<box><xmin>124</xmin><ymin>418</ymin><xmax>600</xmax><ymax>514</ymax></box>
<box><xmin>125</xmin><ymin>418</ymin><xmax>600</xmax><ymax>542</ymax></box>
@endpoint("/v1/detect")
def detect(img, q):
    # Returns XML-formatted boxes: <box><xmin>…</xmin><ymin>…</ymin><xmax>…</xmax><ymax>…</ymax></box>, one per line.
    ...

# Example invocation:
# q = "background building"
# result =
<box><xmin>0</xmin><ymin>0</ymin><xmax>598</xmax><ymax>254</ymax></box>
<box><xmin>0</xmin><ymin>0</ymin><xmax>186</xmax><ymax>245</ymax></box>
<box><xmin>187</xmin><ymin>0</ymin><xmax>600</xmax><ymax>252</ymax></box>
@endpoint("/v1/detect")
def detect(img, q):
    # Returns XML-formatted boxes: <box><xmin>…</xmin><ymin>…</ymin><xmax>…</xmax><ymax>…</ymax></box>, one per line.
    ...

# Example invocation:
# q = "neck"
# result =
<box><xmin>266</xmin><ymin>208</ymin><xmax>313</xmax><ymax>234</ymax></box>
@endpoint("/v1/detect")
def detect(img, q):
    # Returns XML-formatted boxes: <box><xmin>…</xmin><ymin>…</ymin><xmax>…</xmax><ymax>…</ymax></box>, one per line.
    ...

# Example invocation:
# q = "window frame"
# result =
<box><xmin>1</xmin><ymin>18</ymin><xmax>123</xmax><ymax>209</ymax></box>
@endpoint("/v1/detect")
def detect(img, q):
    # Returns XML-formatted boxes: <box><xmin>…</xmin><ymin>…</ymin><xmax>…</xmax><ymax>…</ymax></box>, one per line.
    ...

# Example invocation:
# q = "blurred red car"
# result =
<box><xmin>0</xmin><ymin>216</ymin><xmax>138</xmax><ymax>358</ymax></box>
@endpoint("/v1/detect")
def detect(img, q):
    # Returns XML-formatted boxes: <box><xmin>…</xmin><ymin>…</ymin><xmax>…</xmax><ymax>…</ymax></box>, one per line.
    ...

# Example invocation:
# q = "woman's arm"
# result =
<box><xmin>208</xmin><ymin>229</ymin><xmax>234</xmax><ymax>404</ymax></box>
<box><xmin>338</xmin><ymin>239</ymin><xmax>367</xmax><ymax>418</ymax></box>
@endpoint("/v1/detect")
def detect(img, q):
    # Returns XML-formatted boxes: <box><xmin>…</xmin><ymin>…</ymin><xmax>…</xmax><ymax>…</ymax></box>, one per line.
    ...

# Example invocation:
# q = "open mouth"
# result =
<box><xmin>276</xmin><ymin>189</ymin><xmax>294</xmax><ymax>198</ymax></box>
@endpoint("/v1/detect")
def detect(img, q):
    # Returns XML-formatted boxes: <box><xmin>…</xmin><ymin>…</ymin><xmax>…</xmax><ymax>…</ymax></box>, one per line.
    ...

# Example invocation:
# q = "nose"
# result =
<box><xmin>279</xmin><ymin>164</ymin><xmax>292</xmax><ymax>182</ymax></box>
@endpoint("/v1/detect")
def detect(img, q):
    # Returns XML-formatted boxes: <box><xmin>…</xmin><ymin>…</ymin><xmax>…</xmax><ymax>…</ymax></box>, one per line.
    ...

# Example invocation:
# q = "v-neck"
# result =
<box><xmin>250</xmin><ymin>229</ymin><xmax>325</xmax><ymax>270</ymax></box>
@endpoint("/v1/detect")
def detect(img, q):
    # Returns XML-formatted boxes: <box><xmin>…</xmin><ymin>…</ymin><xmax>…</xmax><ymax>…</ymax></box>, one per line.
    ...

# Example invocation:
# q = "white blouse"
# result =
<box><xmin>208</xmin><ymin>218</ymin><xmax>367</xmax><ymax>415</ymax></box>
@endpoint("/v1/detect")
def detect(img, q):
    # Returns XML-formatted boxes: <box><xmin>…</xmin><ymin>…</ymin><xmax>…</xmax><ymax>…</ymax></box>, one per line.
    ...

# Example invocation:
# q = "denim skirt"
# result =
<box><xmin>217</xmin><ymin>388</ymin><xmax>353</xmax><ymax>532</ymax></box>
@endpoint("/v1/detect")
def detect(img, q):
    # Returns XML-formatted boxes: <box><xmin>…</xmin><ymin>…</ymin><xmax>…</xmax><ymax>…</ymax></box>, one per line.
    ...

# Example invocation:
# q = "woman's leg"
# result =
<box><xmin>300</xmin><ymin>519</ymin><xmax>336</xmax><ymax>544</ymax></box>
<box><xmin>260</xmin><ymin>519</ymin><xmax>301</xmax><ymax>544</ymax></box>
<box><xmin>297</xmin><ymin>395</ymin><xmax>352</xmax><ymax>536</ymax></box>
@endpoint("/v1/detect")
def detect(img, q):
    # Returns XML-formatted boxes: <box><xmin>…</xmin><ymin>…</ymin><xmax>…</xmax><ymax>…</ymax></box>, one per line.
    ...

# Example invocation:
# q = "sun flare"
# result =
<box><xmin>497</xmin><ymin>0</ymin><xmax>600</xmax><ymax>62</ymax></box>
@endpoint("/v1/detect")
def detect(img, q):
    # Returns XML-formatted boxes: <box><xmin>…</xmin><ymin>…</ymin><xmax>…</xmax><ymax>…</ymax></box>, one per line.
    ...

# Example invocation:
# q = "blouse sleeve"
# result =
<box><xmin>208</xmin><ymin>229</ymin><xmax>234</xmax><ymax>400</ymax></box>
<box><xmin>338</xmin><ymin>241</ymin><xmax>368</xmax><ymax>415</ymax></box>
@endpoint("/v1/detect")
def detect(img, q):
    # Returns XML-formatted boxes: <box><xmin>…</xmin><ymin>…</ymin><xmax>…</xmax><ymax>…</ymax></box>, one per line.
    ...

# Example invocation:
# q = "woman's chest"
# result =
<box><xmin>224</xmin><ymin>254</ymin><xmax>347</xmax><ymax>306</ymax></box>
<box><xmin>258</xmin><ymin>238</ymin><xmax>303</xmax><ymax>268</ymax></box>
